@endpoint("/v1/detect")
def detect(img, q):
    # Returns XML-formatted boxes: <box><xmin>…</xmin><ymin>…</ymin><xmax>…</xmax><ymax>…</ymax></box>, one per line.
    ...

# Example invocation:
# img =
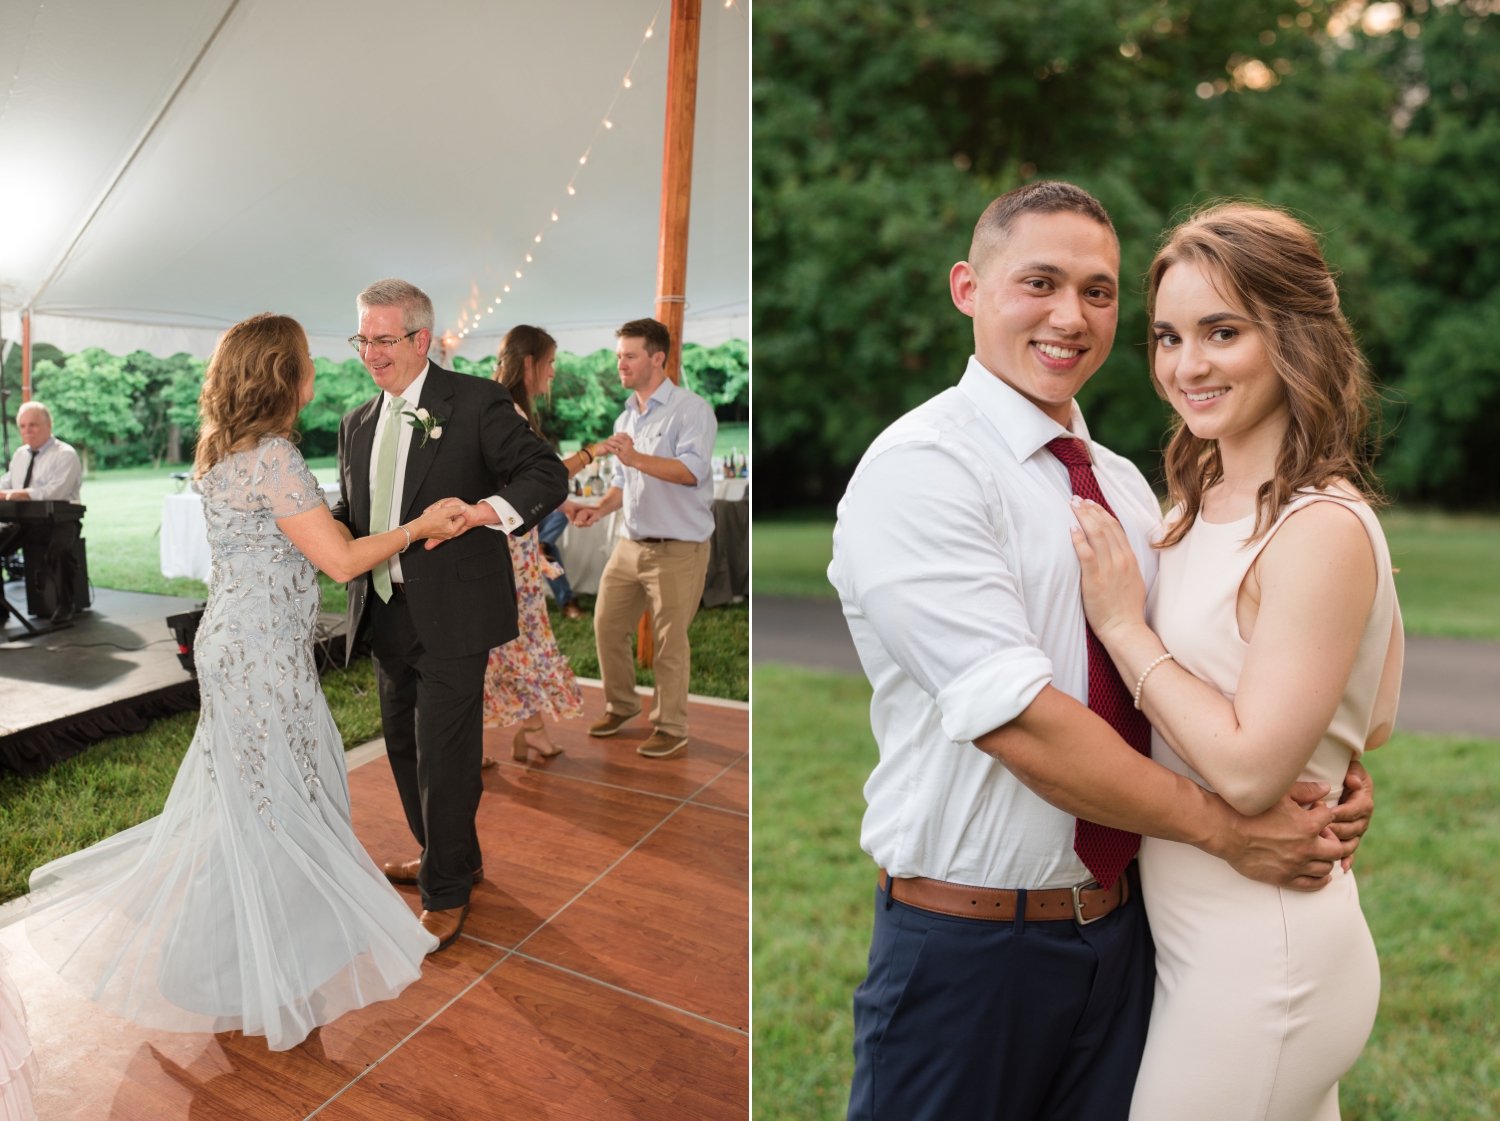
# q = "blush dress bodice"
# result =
<box><xmin>1129</xmin><ymin>488</ymin><xmax>1402</xmax><ymax>1121</ymax></box>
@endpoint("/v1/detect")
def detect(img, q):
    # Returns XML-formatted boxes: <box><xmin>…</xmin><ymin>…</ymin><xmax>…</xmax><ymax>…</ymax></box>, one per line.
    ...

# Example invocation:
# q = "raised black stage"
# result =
<box><xmin>0</xmin><ymin>585</ymin><xmax>202</xmax><ymax>775</ymax></box>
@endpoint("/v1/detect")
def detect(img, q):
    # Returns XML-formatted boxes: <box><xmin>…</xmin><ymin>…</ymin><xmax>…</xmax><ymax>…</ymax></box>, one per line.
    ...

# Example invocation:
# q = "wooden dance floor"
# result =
<box><xmin>0</xmin><ymin>684</ymin><xmax>748</xmax><ymax>1120</ymax></box>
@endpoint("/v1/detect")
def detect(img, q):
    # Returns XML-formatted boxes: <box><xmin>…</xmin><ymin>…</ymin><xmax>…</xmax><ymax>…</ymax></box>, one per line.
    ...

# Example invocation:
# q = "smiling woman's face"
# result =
<box><xmin>1152</xmin><ymin>259</ymin><xmax>1286</xmax><ymax>444</ymax></box>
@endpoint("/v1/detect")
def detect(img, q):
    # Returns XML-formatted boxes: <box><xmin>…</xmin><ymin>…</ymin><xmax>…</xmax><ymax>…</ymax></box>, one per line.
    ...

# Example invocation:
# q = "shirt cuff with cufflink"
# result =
<box><xmin>480</xmin><ymin>496</ymin><xmax>525</xmax><ymax>534</ymax></box>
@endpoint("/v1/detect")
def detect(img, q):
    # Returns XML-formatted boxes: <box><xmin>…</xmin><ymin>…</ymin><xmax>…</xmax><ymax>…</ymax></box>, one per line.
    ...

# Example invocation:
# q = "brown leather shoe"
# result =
<box><xmin>588</xmin><ymin>711</ymin><xmax>639</xmax><ymax>737</ymax></box>
<box><xmin>562</xmin><ymin>601</ymin><xmax>587</xmax><ymax>620</ymax></box>
<box><xmin>382</xmin><ymin>859</ymin><xmax>483</xmax><ymax>887</ymax></box>
<box><xmin>420</xmin><ymin>902</ymin><xmax>470</xmax><ymax>951</ymax></box>
<box><xmin>637</xmin><ymin>730</ymin><xmax>690</xmax><ymax>758</ymax></box>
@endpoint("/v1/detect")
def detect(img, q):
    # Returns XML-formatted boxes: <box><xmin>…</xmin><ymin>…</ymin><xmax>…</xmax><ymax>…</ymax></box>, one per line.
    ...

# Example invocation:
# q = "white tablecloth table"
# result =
<box><xmin>161</xmin><ymin>481</ymin><xmax>341</xmax><ymax>583</ymax></box>
<box><xmin>553</xmin><ymin>476</ymin><xmax>746</xmax><ymax>597</ymax></box>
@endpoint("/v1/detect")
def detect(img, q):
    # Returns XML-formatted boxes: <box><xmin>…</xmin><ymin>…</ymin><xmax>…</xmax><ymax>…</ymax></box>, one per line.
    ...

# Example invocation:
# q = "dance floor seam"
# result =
<box><xmin>305</xmin><ymin>746</ymin><xmax>746</xmax><ymax>1119</ymax></box>
<box><xmin>498</xmin><ymin>755</ymin><xmax>750</xmax><ymax>817</ymax></box>
<box><xmin>15</xmin><ymin>685</ymin><xmax>748</xmax><ymax>1120</ymax></box>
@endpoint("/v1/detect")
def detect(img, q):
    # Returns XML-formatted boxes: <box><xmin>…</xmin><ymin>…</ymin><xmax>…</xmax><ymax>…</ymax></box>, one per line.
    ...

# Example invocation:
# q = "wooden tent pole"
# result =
<box><xmin>653</xmin><ymin>0</ymin><xmax>702</xmax><ymax>389</ymax></box>
<box><xmin>20</xmin><ymin>312</ymin><xmax>31</xmax><ymax>404</ymax></box>
<box><xmin>639</xmin><ymin>0</ymin><xmax>703</xmax><ymax>670</ymax></box>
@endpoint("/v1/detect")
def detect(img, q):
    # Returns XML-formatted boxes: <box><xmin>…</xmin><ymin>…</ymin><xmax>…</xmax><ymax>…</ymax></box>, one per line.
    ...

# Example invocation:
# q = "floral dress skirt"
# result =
<box><xmin>482</xmin><ymin>528</ymin><xmax>585</xmax><ymax>726</ymax></box>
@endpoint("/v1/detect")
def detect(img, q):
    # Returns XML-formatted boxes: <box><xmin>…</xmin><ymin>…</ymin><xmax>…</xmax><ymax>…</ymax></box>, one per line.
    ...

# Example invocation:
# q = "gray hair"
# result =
<box><xmin>16</xmin><ymin>401</ymin><xmax>51</xmax><ymax>424</ymax></box>
<box><xmin>356</xmin><ymin>278</ymin><xmax>435</xmax><ymax>335</ymax></box>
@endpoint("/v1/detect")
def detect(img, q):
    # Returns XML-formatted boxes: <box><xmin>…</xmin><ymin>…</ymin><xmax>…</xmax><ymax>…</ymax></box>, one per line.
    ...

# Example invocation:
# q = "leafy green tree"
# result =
<box><xmin>753</xmin><ymin>0</ymin><xmax>1445</xmax><ymax>508</ymax></box>
<box><xmin>31</xmin><ymin>348</ymin><xmax>147</xmax><ymax>472</ymax></box>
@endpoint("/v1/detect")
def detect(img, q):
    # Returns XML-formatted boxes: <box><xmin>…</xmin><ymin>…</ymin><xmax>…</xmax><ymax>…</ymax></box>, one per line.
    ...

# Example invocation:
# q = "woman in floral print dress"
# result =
<box><xmin>481</xmin><ymin>326</ymin><xmax>602</xmax><ymax>762</ymax></box>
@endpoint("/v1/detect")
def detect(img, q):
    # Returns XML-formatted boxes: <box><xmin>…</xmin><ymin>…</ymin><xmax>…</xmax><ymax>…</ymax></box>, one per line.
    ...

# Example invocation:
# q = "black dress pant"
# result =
<box><xmin>370</xmin><ymin>590</ymin><xmax>488</xmax><ymax>912</ymax></box>
<box><xmin>848</xmin><ymin>865</ymin><xmax>1155</xmax><ymax>1121</ymax></box>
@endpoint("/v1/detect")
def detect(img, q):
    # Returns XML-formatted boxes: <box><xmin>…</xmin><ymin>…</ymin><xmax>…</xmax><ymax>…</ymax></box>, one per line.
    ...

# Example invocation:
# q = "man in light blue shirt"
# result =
<box><xmin>572</xmin><ymin>318</ymin><xmax>717</xmax><ymax>758</ymax></box>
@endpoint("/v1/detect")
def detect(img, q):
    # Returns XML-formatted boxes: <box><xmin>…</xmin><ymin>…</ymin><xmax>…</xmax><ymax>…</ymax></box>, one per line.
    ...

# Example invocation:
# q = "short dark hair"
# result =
<box><xmin>617</xmin><ymin>317</ymin><xmax>672</xmax><ymax>360</ymax></box>
<box><xmin>969</xmin><ymin>181</ymin><xmax>1117</xmax><ymax>274</ymax></box>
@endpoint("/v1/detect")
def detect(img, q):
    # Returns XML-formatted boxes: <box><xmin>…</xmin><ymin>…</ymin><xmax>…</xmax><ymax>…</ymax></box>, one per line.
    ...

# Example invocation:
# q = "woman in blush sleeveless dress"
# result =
<box><xmin>1068</xmin><ymin>204</ymin><xmax>1402</xmax><ymax>1120</ymax></box>
<box><xmin>24</xmin><ymin>315</ymin><xmax>466</xmax><ymax>1052</ymax></box>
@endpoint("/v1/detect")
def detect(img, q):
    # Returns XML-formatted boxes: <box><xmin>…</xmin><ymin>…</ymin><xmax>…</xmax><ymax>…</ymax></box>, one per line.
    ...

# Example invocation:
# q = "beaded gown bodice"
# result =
<box><xmin>192</xmin><ymin>436</ymin><xmax>329</xmax><ymax>829</ymax></box>
<box><xmin>25</xmin><ymin>435</ymin><xmax>435</xmax><ymax>1051</ymax></box>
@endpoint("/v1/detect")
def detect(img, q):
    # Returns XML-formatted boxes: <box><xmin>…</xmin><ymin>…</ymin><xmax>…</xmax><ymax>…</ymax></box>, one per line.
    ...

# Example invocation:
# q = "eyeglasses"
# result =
<box><xmin>349</xmin><ymin>330</ymin><xmax>419</xmax><ymax>354</ymax></box>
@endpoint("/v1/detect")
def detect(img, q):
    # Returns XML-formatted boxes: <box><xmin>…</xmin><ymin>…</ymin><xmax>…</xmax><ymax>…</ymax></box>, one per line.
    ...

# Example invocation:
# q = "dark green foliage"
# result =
<box><xmin>755</xmin><ymin>0</ymin><xmax>1500</xmax><ymax>507</ymax></box>
<box><xmin>455</xmin><ymin>341</ymin><xmax>750</xmax><ymax>444</ymax></box>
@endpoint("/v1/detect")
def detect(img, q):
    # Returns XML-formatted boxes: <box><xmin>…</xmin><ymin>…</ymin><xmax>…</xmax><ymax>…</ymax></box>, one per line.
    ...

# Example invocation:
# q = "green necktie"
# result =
<box><xmin>370</xmin><ymin>395</ymin><xmax>406</xmax><ymax>603</ymax></box>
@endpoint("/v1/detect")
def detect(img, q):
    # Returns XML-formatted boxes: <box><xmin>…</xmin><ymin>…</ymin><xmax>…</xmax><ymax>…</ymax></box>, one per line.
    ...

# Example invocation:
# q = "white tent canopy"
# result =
<box><xmin>0</xmin><ymin>0</ymin><xmax>747</xmax><ymax>362</ymax></box>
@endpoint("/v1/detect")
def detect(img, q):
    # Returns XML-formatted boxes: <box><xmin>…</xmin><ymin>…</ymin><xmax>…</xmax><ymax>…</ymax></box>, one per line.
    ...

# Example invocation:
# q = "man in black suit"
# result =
<box><xmin>330</xmin><ymin>278</ymin><xmax>568</xmax><ymax>950</ymax></box>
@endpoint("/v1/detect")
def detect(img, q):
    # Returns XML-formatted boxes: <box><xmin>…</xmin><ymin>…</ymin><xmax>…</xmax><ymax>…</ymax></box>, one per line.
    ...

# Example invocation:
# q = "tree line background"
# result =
<box><xmin>0</xmin><ymin>339</ymin><xmax>748</xmax><ymax>471</ymax></box>
<box><xmin>754</xmin><ymin>0</ymin><xmax>1500</xmax><ymax>510</ymax></box>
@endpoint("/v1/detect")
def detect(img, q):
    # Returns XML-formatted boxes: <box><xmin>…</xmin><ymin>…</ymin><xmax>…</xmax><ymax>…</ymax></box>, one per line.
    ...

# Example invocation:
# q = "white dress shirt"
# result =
<box><xmin>0</xmin><ymin>436</ymin><xmax>82</xmax><ymax>502</ymax></box>
<box><xmin>829</xmin><ymin>356</ymin><xmax>1163</xmax><ymax>890</ymax></box>
<box><xmin>367</xmin><ymin>364</ymin><xmax>523</xmax><ymax>583</ymax></box>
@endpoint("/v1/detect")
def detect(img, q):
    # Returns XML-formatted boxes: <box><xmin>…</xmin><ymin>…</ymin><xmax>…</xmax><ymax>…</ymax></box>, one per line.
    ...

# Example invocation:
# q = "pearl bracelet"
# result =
<box><xmin>398</xmin><ymin>525</ymin><xmax>411</xmax><ymax>553</ymax></box>
<box><xmin>1132</xmin><ymin>652</ymin><xmax>1174</xmax><ymax>710</ymax></box>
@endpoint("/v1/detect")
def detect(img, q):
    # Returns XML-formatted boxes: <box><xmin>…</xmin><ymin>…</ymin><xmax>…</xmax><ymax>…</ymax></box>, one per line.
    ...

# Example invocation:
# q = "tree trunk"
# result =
<box><xmin>167</xmin><ymin>424</ymin><xmax>183</xmax><ymax>464</ymax></box>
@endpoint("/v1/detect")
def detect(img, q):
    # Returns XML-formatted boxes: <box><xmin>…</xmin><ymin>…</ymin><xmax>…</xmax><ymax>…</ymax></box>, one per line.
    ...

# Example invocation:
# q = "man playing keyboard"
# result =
<box><xmin>2</xmin><ymin>401</ymin><xmax>83</xmax><ymax>622</ymax></box>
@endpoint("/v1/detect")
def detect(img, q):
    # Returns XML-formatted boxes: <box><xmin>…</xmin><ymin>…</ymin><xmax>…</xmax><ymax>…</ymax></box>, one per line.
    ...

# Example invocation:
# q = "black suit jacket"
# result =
<box><xmin>330</xmin><ymin>360</ymin><xmax>569</xmax><ymax>661</ymax></box>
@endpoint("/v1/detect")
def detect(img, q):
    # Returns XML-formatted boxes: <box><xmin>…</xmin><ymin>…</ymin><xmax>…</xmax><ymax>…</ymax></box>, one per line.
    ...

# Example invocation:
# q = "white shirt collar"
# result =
<box><xmin>29</xmin><ymin>437</ymin><xmax>56</xmax><ymax>455</ymax></box>
<box><xmin>628</xmin><ymin>375</ymin><xmax>676</xmax><ymax>415</ymax></box>
<box><xmin>956</xmin><ymin>355</ymin><xmax>1093</xmax><ymax>464</ymax></box>
<box><xmin>383</xmin><ymin>362</ymin><xmax>430</xmax><ymax>411</ymax></box>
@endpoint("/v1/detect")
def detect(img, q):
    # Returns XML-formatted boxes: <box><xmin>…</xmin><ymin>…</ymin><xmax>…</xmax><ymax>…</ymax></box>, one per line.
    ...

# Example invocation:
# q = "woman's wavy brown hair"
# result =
<box><xmin>494</xmin><ymin>324</ymin><xmax>557</xmax><ymax>439</ymax></box>
<box><xmin>193</xmin><ymin>313</ymin><xmax>310</xmax><ymax>476</ymax></box>
<box><xmin>1148</xmin><ymin>201</ymin><xmax>1380</xmax><ymax>548</ymax></box>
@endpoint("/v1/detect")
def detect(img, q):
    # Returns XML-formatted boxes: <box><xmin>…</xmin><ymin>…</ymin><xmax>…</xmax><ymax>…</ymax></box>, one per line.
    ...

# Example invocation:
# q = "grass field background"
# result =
<box><xmin>753</xmin><ymin>510</ymin><xmax>1500</xmax><ymax>1120</ymax></box>
<box><xmin>752</xmin><ymin>664</ymin><xmax>1500</xmax><ymax>1121</ymax></box>
<box><xmin>753</xmin><ymin>508</ymin><xmax>1500</xmax><ymax>638</ymax></box>
<box><xmin>0</xmin><ymin>459</ymin><xmax>744</xmax><ymax>904</ymax></box>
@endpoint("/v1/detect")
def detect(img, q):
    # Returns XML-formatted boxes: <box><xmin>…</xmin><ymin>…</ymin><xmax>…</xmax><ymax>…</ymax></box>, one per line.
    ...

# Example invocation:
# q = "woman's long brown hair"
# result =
<box><xmin>193</xmin><ymin>313</ymin><xmax>309</xmax><ymax>477</ymax></box>
<box><xmin>1148</xmin><ymin>202</ymin><xmax>1380</xmax><ymax>548</ymax></box>
<box><xmin>494</xmin><ymin>325</ymin><xmax>557</xmax><ymax>439</ymax></box>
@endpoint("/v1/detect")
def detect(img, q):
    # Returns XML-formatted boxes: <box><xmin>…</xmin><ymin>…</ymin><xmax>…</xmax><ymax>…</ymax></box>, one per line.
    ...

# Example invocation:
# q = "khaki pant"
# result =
<box><xmin>594</xmin><ymin>537</ymin><xmax>711</xmax><ymax>738</ymax></box>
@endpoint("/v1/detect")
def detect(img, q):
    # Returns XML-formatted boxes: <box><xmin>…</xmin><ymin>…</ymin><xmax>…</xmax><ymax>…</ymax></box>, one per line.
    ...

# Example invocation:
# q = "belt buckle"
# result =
<box><xmin>1072</xmin><ymin>879</ymin><xmax>1104</xmax><ymax>925</ymax></box>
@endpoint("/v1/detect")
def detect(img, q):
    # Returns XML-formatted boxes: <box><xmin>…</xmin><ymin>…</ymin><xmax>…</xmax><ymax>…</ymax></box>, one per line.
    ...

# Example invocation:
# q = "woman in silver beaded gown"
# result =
<box><xmin>24</xmin><ymin>315</ymin><xmax>466</xmax><ymax>1051</ymax></box>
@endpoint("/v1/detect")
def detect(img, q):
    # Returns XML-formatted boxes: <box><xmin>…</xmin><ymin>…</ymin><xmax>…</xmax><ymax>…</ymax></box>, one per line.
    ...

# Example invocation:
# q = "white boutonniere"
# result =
<box><xmin>403</xmin><ymin>406</ymin><xmax>447</xmax><ymax>448</ymax></box>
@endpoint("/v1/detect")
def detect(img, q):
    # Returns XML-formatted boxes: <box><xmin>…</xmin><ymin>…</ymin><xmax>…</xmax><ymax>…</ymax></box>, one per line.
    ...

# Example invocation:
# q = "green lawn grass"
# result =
<box><xmin>0</xmin><ymin>462</ymin><xmax>744</xmax><ymax>904</ymax></box>
<box><xmin>753</xmin><ymin>509</ymin><xmax>1500</xmax><ymax>636</ymax></box>
<box><xmin>752</xmin><ymin>663</ymin><xmax>1500</xmax><ymax>1120</ymax></box>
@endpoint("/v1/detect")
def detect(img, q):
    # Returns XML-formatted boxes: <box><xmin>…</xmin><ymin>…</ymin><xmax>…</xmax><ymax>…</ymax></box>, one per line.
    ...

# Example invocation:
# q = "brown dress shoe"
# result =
<box><xmin>420</xmin><ymin>902</ymin><xmax>470</xmax><ymax>951</ymax></box>
<box><xmin>637</xmin><ymin>730</ymin><xmax>690</xmax><ymax>758</ymax></box>
<box><xmin>588</xmin><ymin>711</ymin><xmax>639</xmax><ymax>737</ymax></box>
<box><xmin>562</xmin><ymin>601</ymin><xmax>587</xmax><ymax>620</ymax></box>
<box><xmin>382</xmin><ymin>859</ymin><xmax>483</xmax><ymax>887</ymax></box>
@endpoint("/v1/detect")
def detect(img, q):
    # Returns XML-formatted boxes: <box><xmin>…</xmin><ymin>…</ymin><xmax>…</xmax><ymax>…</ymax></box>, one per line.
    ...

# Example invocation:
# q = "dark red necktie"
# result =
<box><xmin>1046</xmin><ymin>437</ymin><xmax>1152</xmax><ymax>890</ymax></box>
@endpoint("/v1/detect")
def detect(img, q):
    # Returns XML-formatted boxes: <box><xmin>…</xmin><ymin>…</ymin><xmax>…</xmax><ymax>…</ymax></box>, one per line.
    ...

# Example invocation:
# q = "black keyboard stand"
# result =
<box><xmin>0</xmin><ymin>520</ymin><xmax>71</xmax><ymax>639</ymax></box>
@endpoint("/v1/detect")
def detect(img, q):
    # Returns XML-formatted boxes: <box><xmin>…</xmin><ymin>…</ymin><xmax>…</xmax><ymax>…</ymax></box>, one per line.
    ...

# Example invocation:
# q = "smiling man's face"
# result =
<box><xmin>357</xmin><ymin>304</ymin><xmax>429</xmax><ymax>396</ymax></box>
<box><xmin>950</xmin><ymin>210</ymin><xmax>1120</xmax><ymax>426</ymax></box>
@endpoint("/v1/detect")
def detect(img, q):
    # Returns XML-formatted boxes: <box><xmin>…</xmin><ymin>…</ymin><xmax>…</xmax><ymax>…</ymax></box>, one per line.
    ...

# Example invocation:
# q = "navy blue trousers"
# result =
<box><xmin>848</xmin><ymin>867</ymin><xmax>1154</xmax><ymax>1121</ymax></box>
<box><xmin>536</xmin><ymin>509</ymin><xmax>574</xmax><ymax>606</ymax></box>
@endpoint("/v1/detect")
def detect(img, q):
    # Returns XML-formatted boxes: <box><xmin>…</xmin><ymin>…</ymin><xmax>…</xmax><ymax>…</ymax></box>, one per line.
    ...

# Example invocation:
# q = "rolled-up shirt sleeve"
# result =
<box><xmin>838</xmin><ymin>441</ymin><xmax>1053</xmax><ymax>745</ymax></box>
<box><xmin>670</xmin><ymin>400</ymin><xmax>715</xmax><ymax>484</ymax></box>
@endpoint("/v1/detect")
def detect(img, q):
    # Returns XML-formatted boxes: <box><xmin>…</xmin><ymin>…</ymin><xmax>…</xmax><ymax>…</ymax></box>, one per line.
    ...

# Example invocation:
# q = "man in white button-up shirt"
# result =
<box><xmin>831</xmin><ymin>183</ymin><xmax>1374</xmax><ymax>1121</ymax></box>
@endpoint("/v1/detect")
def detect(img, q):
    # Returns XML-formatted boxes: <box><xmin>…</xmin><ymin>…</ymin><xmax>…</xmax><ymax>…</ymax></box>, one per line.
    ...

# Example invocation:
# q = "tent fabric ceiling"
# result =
<box><xmin>0</xmin><ymin>0</ymin><xmax>747</xmax><ymax>360</ymax></box>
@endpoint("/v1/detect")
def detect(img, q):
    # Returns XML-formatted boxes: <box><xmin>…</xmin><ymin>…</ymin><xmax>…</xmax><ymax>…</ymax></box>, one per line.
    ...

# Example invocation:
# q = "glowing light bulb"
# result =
<box><xmin>645</xmin><ymin>27</ymin><xmax>652</xmax><ymax>37</ymax></box>
<box><xmin>579</xmin><ymin>155</ymin><xmax>587</xmax><ymax>165</ymax></box>
<box><xmin>567</xmin><ymin>186</ymin><xmax>575</xmax><ymax>195</ymax></box>
<box><xmin>525</xmin><ymin>254</ymin><xmax>532</xmax><ymax>262</ymax></box>
<box><xmin>515</xmin><ymin>270</ymin><xmax>522</xmax><ymax>278</ymax></box>
<box><xmin>535</xmin><ymin>233</ymin><xmax>542</xmax><ymax>241</ymax></box>
<box><xmin>504</xmin><ymin>285</ymin><xmax>510</xmax><ymax>292</ymax></box>
<box><xmin>604</xmin><ymin>119</ymin><xmax>613</xmax><ymax>129</ymax></box>
<box><xmin>624</xmin><ymin>77</ymin><xmax>632</xmax><ymax>88</ymax></box>
<box><xmin>551</xmin><ymin>211</ymin><xmax>558</xmax><ymax>221</ymax></box>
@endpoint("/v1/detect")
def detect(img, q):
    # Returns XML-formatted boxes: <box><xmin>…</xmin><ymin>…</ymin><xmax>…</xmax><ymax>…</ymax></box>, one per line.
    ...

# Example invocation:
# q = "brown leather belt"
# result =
<box><xmin>879</xmin><ymin>867</ymin><xmax>1129</xmax><ymax>925</ymax></box>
